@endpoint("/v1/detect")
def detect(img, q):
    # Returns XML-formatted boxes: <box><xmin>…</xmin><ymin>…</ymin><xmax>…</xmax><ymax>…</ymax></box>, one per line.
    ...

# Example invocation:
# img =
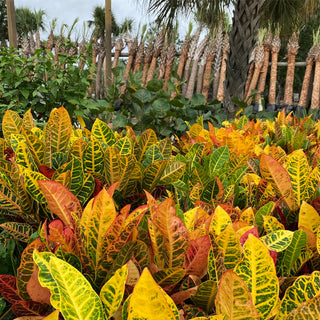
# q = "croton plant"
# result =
<box><xmin>1</xmin><ymin>107</ymin><xmax>320</xmax><ymax>319</ymax></box>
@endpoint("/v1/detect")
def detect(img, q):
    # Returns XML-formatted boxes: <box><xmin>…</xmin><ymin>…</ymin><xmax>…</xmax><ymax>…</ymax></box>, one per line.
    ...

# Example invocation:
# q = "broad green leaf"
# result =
<box><xmin>142</xmin><ymin>144</ymin><xmax>164</xmax><ymax>167</ymax></box>
<box><xmin>276</xmin><ymin>271</ymin><xmax>320</xmax><ymax>320</ymax></box>
<box><xmin>91</xmin><ymin>118</ymin><xmax>116</xmax><ymax>147</ymax></box>
<box><xmin>255</xmin><ymin>201</ymin><xmax>275</xmax><ymax>234</ymax></box>
<box><xmin>285</xmin><ymin>294</ymin><xmax>320</xmax><ymax>320</ymax></box>
<box><xmin>69</xmin><ymin>138</ymin><xmax>88</xmax><ymax>160</ymax></box>
<box><xmin>47</xmin><ymin>254</ymin><xmax>104</xmax><ymax>319</ymax></box>
<box><xmin>80</xmin><ymin>187</ymin><xmax>117</xmax><ymax>269</ymax></box>
<box><xmin>284</xmin><ymin>149</ymin><xmax>313</xmax><ymax>206</ymax></box>
<box><xmin>22</xmin><ymin>169</ymin><xmax>48</xmax><ymax>203</ymax></box>
<box><xmin>263</xmin><ymin>216</ymin><xmax>285</xmax><ymax>233</ymax></box>
<box><xmin>104</xmin><ymin>147</ymin><xmax>122</xmax><ymax>186</ymax></box>
<box><xmin>114</xmin><ymin>136</ymin><xmax>132</xmax><ymax>155</ymax></box>
<box><xmin>21</xmin><ymin>128</ymin><xmax>44</xmax><ymax>167</ymax></box>
<box><xmin>126</xmin><ymin>268</ymin><xmax>180</xmax><ymax>320</ymax></box>
<box><xmin>153</xmin><ymin>268</ymin><xmax>186</xmax><ymax>287</ymax></box>
<box><xmin>260</xmin><ymin>230</ymin><xmax>294</xmax><ymax>252</ymax></box>
<box><xmin>216</xmin><ymin>225</ymin><xmax>242</xmax><ymax>269</ymax></box>
<box><xmin>100</xmin><ymin>264</ymin><xmax>128</xmax><ymax>319</ymax></box>
<box><xmin>117</xmin><ymin>154</ymin><xmax>137</xmax><ymax>192</ymax></box>
<box><xmin>76</xmin><ymin>173</ymin><xmax>95</xmax><ymax>206</ymax></box>
<box><xmin>44</xmin><ymin>107</ymin><xmax>72</xmax><ymax>154</ymax></box>
<box><xmin>209</xmin><ymin>206</ymin><xmax>232</xmax><ymax>236</ymax></box>
<box><xmin>215</xmin><ymin>270</ymin><xmax>259</xmax><ymax>320</ymax></box>
<box><xmin>83</xmin><ymin>138</ymin><xmax>104</xmax><ymax>175</ymax></box>
<box><xmin>235</xmin><ymin>234</ymin><xmax>279</xmax><ymax>319</ymax></box>
<box><xmin>2</xmin><ymin>110</ymin><xmax>22</xmax><ymax>145</ymax></box>
<box><xmin>136</xmin><ymin>128</ymin><xmax>158</xmax><ymax>162</ymax></box>
<box><xmin>191</xmin><ymin>165</ymin><xmax>211</xmax><ymax>188</ymax></box>
<box><xmin>0</xmin><ymin>222</ymin><xmax>33</xmax><ymax>242</ymax></box>
<box><xmin>0</xmin><ymin>183</ymin><xmax>24</xmax><ymax>218</ymax></box>
<box><xmin>191</xmin><ymin>280</ymin><xmax>218</xmax><ymax>314</ymax></box>
<box><xmin>33</xmin><ymin>250</ymin><xmax>61</xmax><ymax>310</ymax></box>
<box><xmin>209</xmin><ymin>146</ymin><xmax>230</xmax><ymax>177</ymax></box>
<box><xmin>142</xmin><ymin>160</ymin><xmax>169</xmax><ymax>192</ymax></box>
<box><xmin>290</xmin><ymin>248</ymin><xmax>313</xmax><ymax>276</ymax></box>
<box><xmin>298</xmin><ymin>201</ymin><xmax>320</xmax><ymax>234</ymax></box>
<box><xmin>281</xmin><ymin>229</ymin><xmax>307</xmax><ymax>276</ymax></box>
<box><xmin>39</xmin><ymin>180</ymin><xmax>82</xmax><ymax>226</ymax></box>
<box><xmin>15</xmin><ymin>140</ymin><xmax>37</xmax><ymax>171</ymax></box>
<box><xmin>158</xmin><ymin>137</ymin><xmax>172</xmax><ymax>160</ymax></box>
<box><xmin>160</xmin><ymin>161</ymin><xmax>186</xmax><ymax>184</ymax></box>
<box><xmin>260</xmin><ymin>154</ymin><xmax>297</xmax><ymax>211</ymax></box>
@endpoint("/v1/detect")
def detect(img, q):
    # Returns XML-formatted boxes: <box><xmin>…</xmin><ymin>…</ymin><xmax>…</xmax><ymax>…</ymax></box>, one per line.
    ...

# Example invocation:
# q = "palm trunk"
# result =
<box><xmin>223</xmin><ymin>0</ymin><xmax>266</xmax><ymax>117</ymax></box>
<box><xmin>311</xmin><ymin>54</ymin><xmax>320</xmax><ymax>109</ymax></box>
<box><xmin>186</xmin><ymin>36</ymin><xmax>209</xmax><ymax>99</ymax></box>
<box><xmin>283</xmin><ymin>33</ymin><xmax>299</xmax><ymax>107</ymax></box>
<box><xmin>212</xmin><ymin>25</ymin><xmax>224</xmax><ymax>100</ymax></box>
<box><xmin>142</xmin><ymin>42</ymin><xmax>153</xmax><ymax>86</ymax></box>
<box><xmin>88</xmin><ymin>39</ymin><xmax>99</xmax><ymax>96</ymax></box>
<box><xmin>268</xmin><ymin>35</ymin><xmax>281</xmax><ymax>106</ymax></box>
<box><xmin>244</xmin><ymin>63</ymin><xmax>255</xmax><ymax>98</ymax></box>
<box><xmin>95</xmin><ymin>46</ymin><xmax>106</xmax><ymax>99</ymax></box>
<box><xmin>299</xmin><ymin>49</ymin><xmax>315</xmax><ymax>108</ymax></box>
<box><xmin>146</xmin><ymin>30</ymin><xmax>165</xmax><ymax>83</ymax></box>
<box><xmin>163</xmin><ymin>43</ymin><xmax>176</xmax><ymax>91</ymax></box>
<box><xmin>255</xmin><ymin>30</ymin><xmax>272</xmax><ymax>103</ymax></box>
<box><xmin>158</xmin><ymin>43</ymin><xmax>168</xmax><ymax>80</ymax></box>
<box><xmin>196</xmin><ymin>55</ymin><xmax>207</xmax><ymax>94</ymax></box>
<box><xmin>217</xmin><ymin>35</ymin><xmax>230</xmax><ymax>104</ymax></box>
<box><xmin>182</xmin><ymin>27</ymin><xmax>201</xmax><ymax>96</ymax></box>
<box><xmin>133</xmin><ymin>41</ymin><xmax>145</xmax><ymax>73</ymax></box>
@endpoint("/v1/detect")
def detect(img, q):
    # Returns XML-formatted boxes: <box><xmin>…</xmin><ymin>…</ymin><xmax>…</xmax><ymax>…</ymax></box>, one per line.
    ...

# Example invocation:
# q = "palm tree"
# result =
<box><xmin>142</xmin><ymin>0</ymin><xmax>320</xmax><ymax>116</ymax></box>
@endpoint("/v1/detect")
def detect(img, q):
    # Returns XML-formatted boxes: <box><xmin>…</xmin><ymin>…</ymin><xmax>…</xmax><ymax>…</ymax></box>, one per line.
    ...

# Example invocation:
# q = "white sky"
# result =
<box><xmin>13</xmin><ymin>0</ymin><xmax>194</xmax><ymax>40</ymax></box>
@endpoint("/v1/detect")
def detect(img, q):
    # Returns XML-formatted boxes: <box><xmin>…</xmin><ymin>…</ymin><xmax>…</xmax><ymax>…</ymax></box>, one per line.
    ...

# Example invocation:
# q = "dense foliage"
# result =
<box><xmin>1</xmin><ymin>107</ymin><xmax>320</xmax><ymax>319</ymax></box>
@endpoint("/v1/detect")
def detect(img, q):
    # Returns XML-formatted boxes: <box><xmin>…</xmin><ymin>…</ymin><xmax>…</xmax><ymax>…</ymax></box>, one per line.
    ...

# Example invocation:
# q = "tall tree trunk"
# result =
<box><xmin>196</xmin><ymin>52</ymin><xmax>207</xmax><ymax>94</ymax></box>
<box><xmin>268</xmin><ymin>34</ymin><xmax>281</xmax><ymax>106</ymax></box>
<box><xmin>186</xmin><ymin>36</ymin><xmax>209</xmax><ymax>99</ymax></box>
<box><xmin>182</xmin><ymin>27</ymin><xmax>201</xmax><ymax>96</ymax></box>
<box><xmin>283</xmin><ymin>32</ymin><xmax>299</xmax><ymax>107</ymax></box>
<box><xmin>311</xmin><ymin>51</ymin><xmax>320</xmax><ymax>109</ymax></box>
<box><xmin>217</xmin><ymin>34</ymin><xmax>230</xmax><ymax>104</ymax></box>
<box><xmin>112</xmin><ymin>38</ymin><xmax>124</xmax><ymax>70</ymax></box>
<box><xmin>142</xmin><ymin>42</ymin><xmax>153</xmax><ymax>86</ymax></box>
<box><xmin>105</xmin><ymin>0</ymin><xmax>112</xmax><ymax>88</ymax></box>
<box><xmin>95</xmin><ymin>45</ymin><xmax>106</xmax><ymax>99</ymax></box>
<box><xmin>212</xmin><ymin>24</ymin><xmax>224</xmax><ymax>100</ymax></box>
<box><xmin>223</xmin><ymin>0</ymin><xmax>265</xmax><ymax>117</ymax></box>
<box><xmin>255</xmin><ymin>30</ymin><xmax>272</xmax><ymax>104</ymax></box>
<box><xmin>158</xmin><ymin>42</ymin><xmax>168</xmax><ymax>80</ymax></box>
<box><xmin>202</xmin><ymin>38</ymin><xmax>216</xmax><ymax>101</ymax></box>
<box><xmin>146</xmin><ymin>30</ymin><xmax>165</xmax><ymax>83</ymax></box>
<box><xmin>298</xmin><ymin>47</ymin><xmax>315</xmax><ymax>108</ymax></box>
<box><xmin>133</xmin><ymin>41</ymin><xmax>145</xmax><ymax>73</ymax></box>
<box><xmin>244</xmin><ymin>63</ymin><xmax>254</xmax><ymax>98</ymax></box>
<box><xmin>163</xmin><ymin>43</ymin><xmax>176</xmax><ymax>91</ymax></box>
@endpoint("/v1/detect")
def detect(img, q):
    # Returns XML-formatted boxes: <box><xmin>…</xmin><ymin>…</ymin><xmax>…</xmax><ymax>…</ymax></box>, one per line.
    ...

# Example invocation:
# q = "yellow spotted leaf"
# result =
<box><xmin>298</xmin><ymin>201</ymin><xmax>320</xmax><ymax>234</ymax></box>
<box><xmin>209</xmin><ymin>206</ymin><xmax>232</xmax><ymax>236</ymax></box>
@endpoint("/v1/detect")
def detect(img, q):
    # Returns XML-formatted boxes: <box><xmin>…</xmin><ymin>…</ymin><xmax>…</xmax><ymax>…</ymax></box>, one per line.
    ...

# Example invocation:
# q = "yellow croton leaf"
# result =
<box><xmin>298</xmin><ymin>201</ymin><xmax>320</xmax><ymax>234</ymax></box>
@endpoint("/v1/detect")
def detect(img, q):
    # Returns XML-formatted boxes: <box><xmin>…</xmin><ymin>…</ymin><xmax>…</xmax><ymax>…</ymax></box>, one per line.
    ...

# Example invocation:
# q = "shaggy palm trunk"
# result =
<box><xmin>163</xmin><ymin>43</ymin><xmax>176</xmax><ymax>91</ymax></box>
<box><xmin>121</xmin><ymin>37</ymin><xmax>138</xmax><ymax>94</ymax></box>
<box><xmin>299</xmin><ymin>47</ymin><xmax>315</xmax><ymax>108</ymax></box>
<box><xmin>133</xmin><ymin>41</ymin><xmax>145</xmax><ymax>73</ymax></box>
<box><xmin>142</xmin><ymin>42</ymin><xmax>153</xmax><ymax>86</ymax></box>
<box><xmin>186</xmin><ymin>36</ymin><xmax>209</xmax><ymax>99</ymax></box>
<box><xmin>35</xmin><ymin>30</ymin><xmax>41</xmax><ymax>50</ymax></box>
<box><xmin>268</xmin><ymin>34</ymin><xmax>281</xmax><ymax>106</ymax></box>
<box><xmin>147</xmin><ymin>30</ymin><xmax>165</xmax><ymax>83</ymax></box>
<box><xmin>29</xmin><ymin>32</ymin><xmax>35</xmax><ymax>56</ymax></box>
<box><xmin>95</xmin><ymin>44</ymin><xmax>106</xmax><ymax>99</ymax></box>
<box><xmin>21</xmin><ymin>36</ymin><xmax>29</xmax><ymax>59</ymax></box>
<box><xmin>212</xmin><ymin>24</ymin><xmax>224</xmax><ymax>100</ymax></box>
<box><xmin>182</xmin><ymin>27</ymin><xmax>201</xmax><ymax>96</ymax></box>
<box><xmin>78</xmin><ymin>38</ymin><xmax>87</xmax><ymax>71</ymax></box>
<box><xmin>255</xmin><ymin>30</ymin><xmax>272</xmax><ymax>104</ymax></box>
<box><xmin>246</xmin><ymin>43</ymin><xmax>264</xmax><ymax>105</ymax></box>
<box><xmin>217</xmin><ymin>34</ymin><xmax>230</xmax><ymax>104</ymax></box>
<box><xmin>47</xmin><ymin>30</ymin><xmax>54</xmax><ymax>52</ymax></box>
<box><xmin>244</xmin><ymin>62</ymin><xmax>255</xmax><ymax>98</ymax></box>
<box><xmin>158</xmin><ymin>42</ymin><xmax>168</xmax><ymax>80</ymax></box>
<box><xmin>112</xmin><ymin>38</ymin><xmax>124</xmax><ymax>70</ymax></box>
<box><xmin>311</xmin><ymin>48</ymin><xmax>320</xmax><ymax>109</ymax></box>
<box><xmin>223</xmin><ymin>0</ymin><xmax>265</xmax><ymax>117</ymax></box>
<box><xmin>202</xmin><ymin>38</ymin><xmax>216</xmax><ymax>101</ymax></box>
<box><xmin>54</xmin><ymin>36</ymin><xmax>62</xmax><ymax>64</ymax></box>
<box><xmin>196</xmin><ymin>50</ymin><xmax>207</xmax><ymax>94</ymax></box>
<box><xmin>283</xmin><ymin>32</ymin><xmax>300</xmax><ymax>107</ymax></box>
<box><xmin>171</xmin><ymin>34</ymin><xmax>191</xmax><ymax>98</ymax></box>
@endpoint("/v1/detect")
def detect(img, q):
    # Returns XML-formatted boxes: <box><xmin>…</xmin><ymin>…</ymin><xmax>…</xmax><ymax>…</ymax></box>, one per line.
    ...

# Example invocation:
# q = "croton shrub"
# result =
<box><xmin>1</xmin><ymin>107</ymin><xmax>320</xmax><ymax>319</ymax></box>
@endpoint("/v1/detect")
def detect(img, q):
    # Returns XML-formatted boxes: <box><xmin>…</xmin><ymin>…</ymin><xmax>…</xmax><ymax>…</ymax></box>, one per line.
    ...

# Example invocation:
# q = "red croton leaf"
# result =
<box><xmin>185</xmin><ymin>235</ymin><xmax>211</xmax><ymax>277</ymax></box>
<box><xmin>39</xmin><ymin>165</ymin><xmax>55</xmax><ymax>179</ymax></box>
<box><xmin>240</xmin><ymin>226</ymin><xmax>259</xmax><ymax>245</ymax></box>
<box><xmin>0</xmin><ymin>275</ymin><xmax>20</xmax><ymax>304</ymax></box>
<box><xmin>11</xmin><ymin>300</ymin><xmax>49</xmax><ymax>317</ymax></box>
